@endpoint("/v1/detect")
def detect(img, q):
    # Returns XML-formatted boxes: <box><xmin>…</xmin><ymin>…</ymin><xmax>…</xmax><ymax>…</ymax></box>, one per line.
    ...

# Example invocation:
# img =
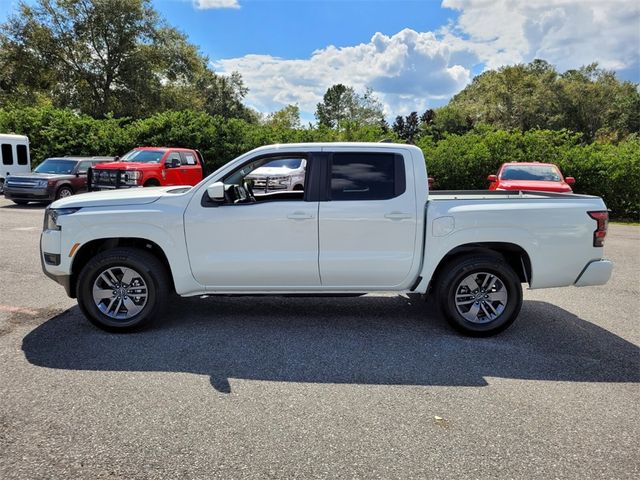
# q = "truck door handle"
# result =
<box><xmin>287</xmin><ymin>212</ymin><xmax>314</xmax><ymax>220</ymax></box>
<box><xmin>384</xmin><ymin>212</ymin><xmax>412</xmax><ymax>220</ymax></box>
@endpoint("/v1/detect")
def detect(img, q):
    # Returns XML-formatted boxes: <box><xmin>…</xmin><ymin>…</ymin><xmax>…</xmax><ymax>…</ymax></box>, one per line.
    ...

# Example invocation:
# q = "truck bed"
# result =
<box><xmin>429</xmin><ymin>190</ymin><xmax>599</xmax><ymax>201</ymax></box>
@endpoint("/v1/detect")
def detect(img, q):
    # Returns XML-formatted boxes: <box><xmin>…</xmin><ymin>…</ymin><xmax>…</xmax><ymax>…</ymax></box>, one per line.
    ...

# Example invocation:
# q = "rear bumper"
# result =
<box><xmin>574</xmin><ymin>259</ymin><xmax>613</xmax><ymax>287</ymax></box>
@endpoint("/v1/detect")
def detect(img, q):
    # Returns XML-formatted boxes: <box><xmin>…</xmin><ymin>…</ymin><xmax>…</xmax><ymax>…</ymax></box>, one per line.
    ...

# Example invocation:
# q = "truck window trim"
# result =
<box><xmin>200</xmin><ymin>152</ymin><xmax>320</xmax><ymax>208</ymax></box>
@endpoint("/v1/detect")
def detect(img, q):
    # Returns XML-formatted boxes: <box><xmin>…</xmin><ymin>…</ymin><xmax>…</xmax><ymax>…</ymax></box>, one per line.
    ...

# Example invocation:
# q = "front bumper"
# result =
<box><xmin>574</xmin><ymin>259</ymin><xmax>614</xmax><ymax>287</ymax></box>
<box><xmin>40</xmin><ymin>229</ymin><xmax>74</xmax><ymax>297</ymax></box>
<box><xmin>4</xmin><ymin>186</ymin><xmax>54</xmax><ymax>201</ymax></box>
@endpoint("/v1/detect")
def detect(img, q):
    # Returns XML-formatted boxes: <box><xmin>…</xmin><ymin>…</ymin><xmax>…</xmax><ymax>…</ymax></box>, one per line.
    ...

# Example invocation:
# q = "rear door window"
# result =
<box><xmin>329</xmin><ymin>153</ymin><xmax>405</xmax><ymax>201</ymax></box>
<box><xmin>181</xmin><ymin>152</ymin><xmax>197</xmax><ymax>165</ymax></box>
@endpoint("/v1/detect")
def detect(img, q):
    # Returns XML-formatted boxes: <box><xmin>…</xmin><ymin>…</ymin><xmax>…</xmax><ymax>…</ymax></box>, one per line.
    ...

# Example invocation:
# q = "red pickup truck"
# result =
<box><xmin>90</xmin><ymin>147</ymin><xmax>204</xmax><ymax>189</ymax></box>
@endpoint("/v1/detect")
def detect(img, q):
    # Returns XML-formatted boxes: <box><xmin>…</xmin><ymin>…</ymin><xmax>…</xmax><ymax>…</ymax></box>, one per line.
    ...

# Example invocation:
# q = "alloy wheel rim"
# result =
<box><xmin>59</xmin><ymin>189</ymin><xmax>72</xmax><ymax>198</ymax></box>
<box><xmin>92</xmin><ymin>266</ymin><xmax>148</xmax><ymax>320</ymax></box>
<box><xmin>454</xmin><ymin>271</ymin><xmax>508</xmax><ymax>324</ymax></box>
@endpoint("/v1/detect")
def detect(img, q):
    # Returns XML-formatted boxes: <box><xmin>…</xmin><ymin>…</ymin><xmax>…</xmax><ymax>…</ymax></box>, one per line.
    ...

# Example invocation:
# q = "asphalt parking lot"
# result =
<box><xmin>0</xmin><ymin>196</ymin><xmax>638</xmax><ymax>479</ymax></box>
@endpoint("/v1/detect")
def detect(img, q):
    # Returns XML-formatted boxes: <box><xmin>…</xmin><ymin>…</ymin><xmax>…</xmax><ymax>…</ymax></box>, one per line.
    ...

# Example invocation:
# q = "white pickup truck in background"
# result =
<box><xmin>245</xmin><ymin>157</ymin><xmax>306</xmax><ymax>192</ymax></box>
<box><xmin>40</xmin><ymin>142</ymin><xmax>613</xmax><ymax>336</ymax></box>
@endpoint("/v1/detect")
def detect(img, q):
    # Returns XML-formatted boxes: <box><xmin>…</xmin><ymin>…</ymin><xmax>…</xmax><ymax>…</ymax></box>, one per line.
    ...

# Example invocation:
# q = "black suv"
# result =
<box><xmin>4</xmin><ymin>156</ymin><xmax>114</xmax><ymax>205</ymax></box>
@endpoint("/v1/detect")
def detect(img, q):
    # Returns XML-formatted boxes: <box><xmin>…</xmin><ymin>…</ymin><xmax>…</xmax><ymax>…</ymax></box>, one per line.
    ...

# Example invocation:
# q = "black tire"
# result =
<box><xmin>293</xmin><ymin>184</ymin><xmax>304</xmax><ymax>191</ymax></box>
<box><xmin>56</xmin><ymin>185</ymin><xmax>74</xmax><ymax>200</ymax></box>
<box><xmin>436</xmin><ymin>254</ymin><xmax>523</xmax><ymax>336</ymax></box>
<box><xmin>144</xmin><ymin>179</ymin><xmax>160</xmax><ymax>187</ymax></box>
<box><xmin>13</xmin><ymin>200</ymin><xmax>29</xmax><ymax>205</ymax></box>
<box><xmin>76</xmin><ymin>248</ymin><xmax>169</xmax><ymax>332</ymax></box>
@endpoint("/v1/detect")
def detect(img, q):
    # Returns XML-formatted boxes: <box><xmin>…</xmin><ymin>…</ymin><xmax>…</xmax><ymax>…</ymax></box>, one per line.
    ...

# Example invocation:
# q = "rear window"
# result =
<box><xmin>330</xmin><ymin>153</ymin><xmax>405</xmax><ymax>201</ymax></box>
<box><xmin>501</xmin><ymin>165</ymin><xmax>561</xmax><ymax>181</ymax></box>
<box><xmin>1</xmin><ymin>144</ymin><xmax>13</xmax><ymax>165</ymax></box>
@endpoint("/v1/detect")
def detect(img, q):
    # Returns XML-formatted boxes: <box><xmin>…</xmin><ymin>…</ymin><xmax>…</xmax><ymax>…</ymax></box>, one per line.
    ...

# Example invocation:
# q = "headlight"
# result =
<box><xmin>43</xmin><ymin>207</ymin><xmax>81</xmax><ymax>231</ymax></box>
<box><xmin>120</xmin><ymin>170</ymin><xmax>142</xmax><ymax>185</ymax></box>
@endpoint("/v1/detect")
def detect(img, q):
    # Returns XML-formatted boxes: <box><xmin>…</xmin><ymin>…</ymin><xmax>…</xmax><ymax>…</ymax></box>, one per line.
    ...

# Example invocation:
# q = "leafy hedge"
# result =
<box><xmin>417</xmin><ymin>129</ymin><xmax>639</xmax><ymax>218</ymax></box>
<box><xmin>1</xmin><ymin>107</ymin><xmax>638</xmax><ymax>218</ymax></box>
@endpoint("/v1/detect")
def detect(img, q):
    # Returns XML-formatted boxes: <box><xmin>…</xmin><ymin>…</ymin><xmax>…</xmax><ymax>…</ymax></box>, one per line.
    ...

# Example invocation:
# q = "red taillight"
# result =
<box><xmin>588</xmin><ymin>211</ymin><xmax>608</xmax><ymax>247</ymax></box>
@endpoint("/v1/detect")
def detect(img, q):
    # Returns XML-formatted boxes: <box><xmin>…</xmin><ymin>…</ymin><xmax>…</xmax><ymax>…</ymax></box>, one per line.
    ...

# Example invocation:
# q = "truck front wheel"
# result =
<box><xmin>437</xmin><ymin>254</ymin><xmax>522</xmax><ymax>336</ymax></box>
<box><xmin>76</xmin><ymin>248</ymin><xmax>169</xmax><ymax>332</ymax></box>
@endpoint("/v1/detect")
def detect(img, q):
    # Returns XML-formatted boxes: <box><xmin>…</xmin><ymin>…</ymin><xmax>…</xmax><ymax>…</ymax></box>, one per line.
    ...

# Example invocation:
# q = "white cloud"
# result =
<box><xmin>215</xmin><ymin>29</ymin><xmax>475</xmax><ymax>119</ymax></box>
<box><xmin>193</xmin><ymin>0</ymin><xmax>239</xmax><ymax>10</ymax></box>
<box><xmin>215</xmin><ymin>0</ymin><xmax>639</xmax><ymax>119</ymax></box>
<box><xmin>443</xmin><ymin>0</ymin><xmax>640</xmax><ymax>72</ymax></box>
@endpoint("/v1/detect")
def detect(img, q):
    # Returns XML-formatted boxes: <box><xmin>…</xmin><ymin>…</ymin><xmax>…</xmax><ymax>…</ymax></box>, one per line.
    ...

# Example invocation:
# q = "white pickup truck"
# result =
<box><xmin>40</xmin><ymin>142</ymin><xmax>613</xmax><ymax>336</ymax></box>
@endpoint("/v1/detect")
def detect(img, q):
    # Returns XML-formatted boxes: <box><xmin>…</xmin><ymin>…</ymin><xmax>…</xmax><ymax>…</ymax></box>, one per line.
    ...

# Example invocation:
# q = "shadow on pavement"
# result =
<box><xmin>22</xmin><ymin>296</ymin><xmax>640</xmax><ymax>393</ymax></box>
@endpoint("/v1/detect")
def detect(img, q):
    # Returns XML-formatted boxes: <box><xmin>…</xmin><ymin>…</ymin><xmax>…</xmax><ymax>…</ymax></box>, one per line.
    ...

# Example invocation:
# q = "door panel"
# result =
<box><xmin>185</xmin><ymin>200</ymin><xmax>320</xmax><ymax>288</ymax></box>
<box><xmin>163</xmin><ymin>152</ymin><xmax>182</xmax><ymax>185</ymax></box>
<box><xmin>179</xmin><ymin>151</ymin><xmax>202</xmax><ymax>185</ymax></box>
<box><xmin>319</xmin><ymin>151</ymin><xmax>417</xmax><ymax>288</ymax></box>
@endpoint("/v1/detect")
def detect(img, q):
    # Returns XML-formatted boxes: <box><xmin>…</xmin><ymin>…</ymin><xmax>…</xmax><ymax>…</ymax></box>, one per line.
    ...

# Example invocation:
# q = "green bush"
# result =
<box><xmin>1</xmin><ymin>107</ymin><xmax>637</xmax><ymax>218</ymax></box>
<box><xmin>418</xmin><ymin>129</ymin><xmax>639</xmax><ymax>218</ymax></box>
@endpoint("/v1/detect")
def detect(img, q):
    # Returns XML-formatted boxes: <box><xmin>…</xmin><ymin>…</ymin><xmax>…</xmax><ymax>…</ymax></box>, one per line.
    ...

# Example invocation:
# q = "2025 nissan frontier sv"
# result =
<box><xmin>40</xmin><ymin>143</ymin><xmax>613</xmax><ymax>336</ymax></box>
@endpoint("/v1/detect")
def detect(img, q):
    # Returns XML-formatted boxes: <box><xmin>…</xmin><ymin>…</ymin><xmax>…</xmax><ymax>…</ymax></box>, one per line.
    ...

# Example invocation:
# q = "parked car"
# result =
<box><xmin>0</xmin><ymin>133</ymin><xmax>30</xmax><ymax>194</ymax></box>
<box><xmin>488</xmin><ymin>162</ymin><xmax>575</xmax><ymax>193</ymax></box>
<box><xmin>246</xmin><ymin>157</ymin><xmax>306</xmax><ymax>192</ymax></box>
<box><xmin>41</xmin><ymin>143</ymin><xmax>612</xmax><ymax>336</ymax></box>
<box><xmin>90</xmin><ymin>147</ymin><xmax>204</xmax><ymax>190</ymax></box>
<box><xmin>4</xmin><ymin>156</ymin><xmax>114</xmax><ymax>205</ymax></box>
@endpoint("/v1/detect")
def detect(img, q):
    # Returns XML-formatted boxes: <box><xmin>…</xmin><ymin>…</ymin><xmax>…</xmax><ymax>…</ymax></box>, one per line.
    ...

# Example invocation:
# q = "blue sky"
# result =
<box><xmin>2</xmin><ymin>0</ymin><xmax>639</xmax><ymax>122</ymax></box>
<box><xmin>153</xmin><ymin>1</ymin><xmax>454</xmax><ymax>60</ymax></box>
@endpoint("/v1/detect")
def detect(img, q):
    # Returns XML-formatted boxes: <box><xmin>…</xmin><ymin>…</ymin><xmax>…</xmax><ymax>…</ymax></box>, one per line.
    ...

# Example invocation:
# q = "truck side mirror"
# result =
<box><xmin>487</xmin><ymin>174</ymin><xmax>498</xmax><ymax>182</ymax></box>
<box><xmin>565</xmin><ymin>176</ymin><xmax>575</xmax><ymax>185</ymax></box>
<box><xmin>166</xmin><ymin>158</ymin><xmax>181</xmax><ymax>169</ymax></box>
<box><xmin>206</xmin><ymin>181</ymin><xmax>225</xmax><ymax>202</ymax></box>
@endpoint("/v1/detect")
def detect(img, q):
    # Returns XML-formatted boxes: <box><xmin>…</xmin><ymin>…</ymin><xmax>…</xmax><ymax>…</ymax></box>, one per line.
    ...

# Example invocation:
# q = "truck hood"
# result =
<box><xmin>498</xmin><ymin>180</ymin><xmax>572</xmax><ymax>193</ymax></box>
<box><xmin>8</xmin><ymin>172</ymin><xmax>72</xmax><ymax>181</ymax></box>
<box><xmin>248</xmin><ymin>166</ymin><xmax>296</xmax><ymax>177</ymax></box>
<box><xmin>93</xmin><ymin>161</ymin><xmax>157</xmax><ymax>170</ymax></box>
<box><xmin>50</xmin><ymin>186</ymin><xmax>188</xmax><ymax>209</ymax></box>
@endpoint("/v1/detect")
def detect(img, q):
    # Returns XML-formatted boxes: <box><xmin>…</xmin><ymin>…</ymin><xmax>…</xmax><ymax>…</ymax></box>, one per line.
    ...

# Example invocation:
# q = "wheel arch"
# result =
<box><xmin>143</xmin><ymin>177</ymin><xmax>161</xmax><ymax>187</ymax></box>
<box><xmin>70</xmin><ymin>237</ymin><xmax>174</xmax><ymax>298</ymax></box>
<box><xmin>428</xmin><ymin>242</ymin><xmax>532</xmax><ymax>294</ymax></box>
<box><xmin>57</xmin><ymin>182</ymin><xmax>74</xmax><ymax>193</ymax></box>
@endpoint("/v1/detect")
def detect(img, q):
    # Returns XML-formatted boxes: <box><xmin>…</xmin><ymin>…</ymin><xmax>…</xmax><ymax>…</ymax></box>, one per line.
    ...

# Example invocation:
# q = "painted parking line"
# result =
<box><xmin>11</xmin><ymin>227</ymin><xmax>39</xmax><ymax>231</ymax></box>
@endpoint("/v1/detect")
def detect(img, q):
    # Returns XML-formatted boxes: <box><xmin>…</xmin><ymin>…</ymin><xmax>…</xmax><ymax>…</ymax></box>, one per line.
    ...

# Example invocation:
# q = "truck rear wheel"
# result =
<box><xmin>437</xmin><ymin>254</ymin><xmax>522</xmax><ymax>336</ymax></box>
<box><xmin>76</xmin><ymin>248</ymin><xmax>169</xmax><ymax>332</ymax></box>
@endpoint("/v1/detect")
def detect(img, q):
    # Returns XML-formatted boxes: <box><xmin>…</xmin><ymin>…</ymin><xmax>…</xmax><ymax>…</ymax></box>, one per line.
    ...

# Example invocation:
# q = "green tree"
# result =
<box><xmin>315</xmin><ymin>84</ymin><xmax>384</xmax><ymax>129</ymax></box>
<box><xmin>265</xmin><ymin>104</ymin><xmax>301</xmax><ymax>129</ymax></box>
<box><xmin>0</xmin><ymin>0</ymin><xmax>250</xmax><ymax>119</ymax></box>
<box><xmin>392</xmin><ymin>115</ymin><xmax>405</xmax><ymax>137</ymax></box>
<box><xmin>447</xmin><ymin>59</ymin><xmax>639</xmax><ymax>142</ymax></box>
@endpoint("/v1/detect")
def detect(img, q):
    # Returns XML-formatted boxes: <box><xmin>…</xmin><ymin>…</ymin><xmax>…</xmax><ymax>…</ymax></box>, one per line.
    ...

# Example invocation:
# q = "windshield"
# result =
<box><xmin>120</xmin><ymin>149</ymin><xmax>165</xmax><ymax>163</ymax></box>
<box><xmin>34</xmin><ymin>159</ymin><xmax>76</xmax><ymax>174</ymax></box>
<box><xmin>501</xmin><ymin>165</ymin><xmax>562</xmax><ymax>182</ymax></box>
